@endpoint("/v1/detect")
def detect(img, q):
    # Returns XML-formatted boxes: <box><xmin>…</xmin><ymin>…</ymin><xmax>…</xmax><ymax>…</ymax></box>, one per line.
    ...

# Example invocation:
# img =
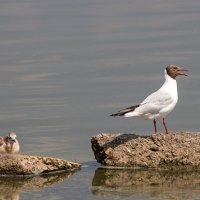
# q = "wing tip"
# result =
<box><xmin>110</xmin><ymin>113</ymin><xmax>124</xmax><ymax>117</ymax></box>
<box><xmin>110</xmin><ymin>104</ymin><xmax>140</xmax><ymax>117</ymax></box>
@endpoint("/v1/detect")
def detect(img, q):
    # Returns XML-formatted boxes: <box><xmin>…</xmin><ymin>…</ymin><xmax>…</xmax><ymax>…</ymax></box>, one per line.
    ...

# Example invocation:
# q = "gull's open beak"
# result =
<box><xmin>177</xmin><ymin>68</ymin><xmax>188</xmax><ymax>76</ymax></box>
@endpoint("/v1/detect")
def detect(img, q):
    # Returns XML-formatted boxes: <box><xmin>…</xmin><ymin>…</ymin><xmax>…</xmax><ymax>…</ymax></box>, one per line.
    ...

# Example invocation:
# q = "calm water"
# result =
<box><xmin>0</xmin><ymin>0</ymin><xmax>200</xmax><ymax>199</ymax></box>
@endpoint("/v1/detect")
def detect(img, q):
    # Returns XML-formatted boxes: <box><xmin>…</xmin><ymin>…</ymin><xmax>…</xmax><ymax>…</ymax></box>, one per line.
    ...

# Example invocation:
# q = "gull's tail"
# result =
<box><xmin>110</xmin><ymin>104</ymin><xmax>140</xmax><ymax>117</ymax></box>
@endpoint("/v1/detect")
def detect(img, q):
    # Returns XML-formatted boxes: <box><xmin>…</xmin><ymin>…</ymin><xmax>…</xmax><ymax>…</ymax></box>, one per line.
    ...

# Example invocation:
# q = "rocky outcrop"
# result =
<box><xmin>0</xmin><ymin>154</ymin><xmax>81</xmax><ymax>175</ymax></box>
<box><xmin>91</xmin><ymin>132</ymin><xmax>200</xmax><ymax>168</ymax></box>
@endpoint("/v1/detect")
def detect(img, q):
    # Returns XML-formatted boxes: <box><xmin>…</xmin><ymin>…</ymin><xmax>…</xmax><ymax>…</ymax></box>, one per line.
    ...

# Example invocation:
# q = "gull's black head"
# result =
<box><xmin>166</xmin><ymin>64</ymin><xmax>188</xmax><ymax>79</ymax></box>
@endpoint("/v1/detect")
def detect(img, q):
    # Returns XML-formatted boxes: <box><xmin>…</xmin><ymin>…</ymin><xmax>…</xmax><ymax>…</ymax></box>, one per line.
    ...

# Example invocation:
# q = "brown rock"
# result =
<box><xmin>0</xmin><ymin>154</ymin><xmax>81</xmax><ymax>175</ymax></box>
<box><xmin>91</xmin><ymin>132</ymin><xmax>200</xmax><ymax>168</ymax></box>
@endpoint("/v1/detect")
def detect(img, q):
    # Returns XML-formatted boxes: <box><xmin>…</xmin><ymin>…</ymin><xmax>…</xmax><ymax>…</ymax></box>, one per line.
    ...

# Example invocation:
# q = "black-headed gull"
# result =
<box><xmin>0</xmin><ymin>132</ymin><xmax>20</xmax><ymax>153</ymax></box>
<box><xmin>110</xmin><ymin>65</ymin><xmax>188</xmax><ymax>134</ymax></box>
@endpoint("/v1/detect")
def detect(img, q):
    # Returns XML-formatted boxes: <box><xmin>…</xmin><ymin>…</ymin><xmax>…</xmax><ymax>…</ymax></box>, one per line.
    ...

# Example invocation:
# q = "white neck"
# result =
<box><xmin>162</xmin><ymin>69</ymin><xmax>177</xmax><ymax>92</ymax></box>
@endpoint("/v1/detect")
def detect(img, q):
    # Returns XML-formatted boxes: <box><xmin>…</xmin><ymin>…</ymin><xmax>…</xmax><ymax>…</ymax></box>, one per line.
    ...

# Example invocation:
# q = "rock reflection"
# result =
<box><xmin>0</xmin><ymin>170</ymin><xmax>78</xmax><ymax>200</ymax></box>
<box><xmin>92</xmin><ymin>168</ymin><xmax>200</xmax><ymax>199</ymax></box>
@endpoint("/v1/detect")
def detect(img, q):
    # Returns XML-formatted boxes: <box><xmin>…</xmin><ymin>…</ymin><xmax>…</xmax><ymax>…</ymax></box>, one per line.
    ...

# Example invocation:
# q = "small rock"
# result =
<box><xmin>0</xmin><ymin>154</ymin><xmax>81</xmax><ymax>175</ymax></box>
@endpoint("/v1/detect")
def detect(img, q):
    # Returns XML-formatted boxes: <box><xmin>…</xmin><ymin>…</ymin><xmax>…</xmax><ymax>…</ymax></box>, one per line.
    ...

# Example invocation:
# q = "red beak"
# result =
<box><xmin>177</xmin><ymin>68</ymin><xmax>188</xmax><ymax>76</ymax></box>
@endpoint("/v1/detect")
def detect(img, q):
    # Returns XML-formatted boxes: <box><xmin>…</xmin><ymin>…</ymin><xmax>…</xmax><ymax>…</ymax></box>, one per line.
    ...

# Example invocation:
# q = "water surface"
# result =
<box><xmin>0</xmin><ymin>0</ymin><xmax>200</xmax><ymax>199</ymax></box>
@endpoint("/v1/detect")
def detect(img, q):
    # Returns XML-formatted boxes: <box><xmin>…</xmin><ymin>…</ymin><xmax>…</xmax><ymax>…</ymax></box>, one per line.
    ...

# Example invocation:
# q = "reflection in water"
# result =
<box><xmin>0</xmin><ymin>170</ymin><xmax>78</xmax><ymax>200</ymax></box>
<box><xmin>92</xmin><ymin>168</ymin><xmax>200</xmax><ymax>200</ymax></box>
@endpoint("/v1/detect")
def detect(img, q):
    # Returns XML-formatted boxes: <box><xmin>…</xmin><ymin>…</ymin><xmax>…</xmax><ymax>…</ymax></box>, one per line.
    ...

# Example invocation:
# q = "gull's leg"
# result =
<box><xmin>163</xmin><ymin>118</ymin><xmax>169</xmax><ymax>134</ymax></box>
<box><xmin>153</xmin><ymin>119</ymin><xmax>157</xmax><ymax>134</ymax></box>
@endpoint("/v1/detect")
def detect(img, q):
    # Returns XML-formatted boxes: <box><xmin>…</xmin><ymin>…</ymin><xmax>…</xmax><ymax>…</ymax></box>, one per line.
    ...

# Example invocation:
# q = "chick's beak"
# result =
<box><xmin>11</xmin><ymin>139</ymin><xmax>16</xmax><ymax>143</ymax></box>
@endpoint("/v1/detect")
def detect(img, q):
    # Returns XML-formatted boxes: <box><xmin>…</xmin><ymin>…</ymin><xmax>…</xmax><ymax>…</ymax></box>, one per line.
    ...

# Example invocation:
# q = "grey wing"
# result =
<box><xmin>138</xmin><ymin>91</ymin><xmax>174</xmax><ymax>114</ymax></box>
